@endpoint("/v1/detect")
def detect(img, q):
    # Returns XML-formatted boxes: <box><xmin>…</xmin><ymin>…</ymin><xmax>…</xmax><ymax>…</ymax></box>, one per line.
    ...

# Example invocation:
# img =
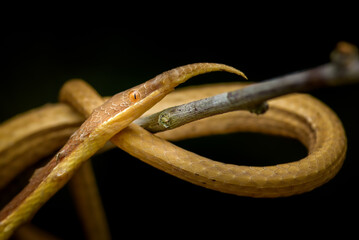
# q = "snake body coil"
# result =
<box><xmin>0</xmin><ymin>63</ymin><xmax>346</xmax><ymax>239</ymax></box>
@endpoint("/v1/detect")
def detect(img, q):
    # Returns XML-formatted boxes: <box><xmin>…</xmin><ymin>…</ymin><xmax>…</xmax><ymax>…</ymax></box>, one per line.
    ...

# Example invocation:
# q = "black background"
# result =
<box><xmin>1</xmin><ymin>28</ymin><xmax>358</xmax><ymax>239</ymax></box>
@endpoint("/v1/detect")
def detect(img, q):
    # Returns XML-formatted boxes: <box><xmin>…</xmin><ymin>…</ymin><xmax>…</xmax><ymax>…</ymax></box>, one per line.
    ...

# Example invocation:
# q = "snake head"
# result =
<box><xmin>119</xmin><ymin>62</ymin><xmax>247</xmax><ymax>115</ymax></box>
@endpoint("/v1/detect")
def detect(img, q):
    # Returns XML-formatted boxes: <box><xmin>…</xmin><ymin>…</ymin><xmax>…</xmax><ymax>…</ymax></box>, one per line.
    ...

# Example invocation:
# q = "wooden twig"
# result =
<box><xmin>135</xmin><ymin>42</ymin><xmax>359</xmax><ymax>133</ymax></box>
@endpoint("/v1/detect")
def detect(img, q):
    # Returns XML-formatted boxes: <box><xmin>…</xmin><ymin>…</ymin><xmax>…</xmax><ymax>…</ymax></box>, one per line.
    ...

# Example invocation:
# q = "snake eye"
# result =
<box><xmin>129</xmin><ymin>90</ymin><xmax>141</xmax><ymax>103</ymax></box>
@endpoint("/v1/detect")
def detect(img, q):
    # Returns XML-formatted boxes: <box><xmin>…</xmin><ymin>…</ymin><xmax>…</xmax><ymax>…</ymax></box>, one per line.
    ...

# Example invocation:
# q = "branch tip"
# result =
<box><xmin>331</xmin><ymin>41</ymin><xmax>359</xmax><ymax>67</ymax></box>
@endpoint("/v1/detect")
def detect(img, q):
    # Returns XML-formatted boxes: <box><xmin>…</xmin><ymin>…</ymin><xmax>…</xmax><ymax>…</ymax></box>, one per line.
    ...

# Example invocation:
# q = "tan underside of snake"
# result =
<box><xmin>0</xmin><ymin>63</ymin><xmax>346</xmax><ymax>238</ymax></box>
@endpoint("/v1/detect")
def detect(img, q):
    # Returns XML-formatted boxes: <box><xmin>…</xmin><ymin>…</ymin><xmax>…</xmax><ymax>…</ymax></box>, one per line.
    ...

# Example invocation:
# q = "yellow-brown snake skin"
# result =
<box><xmin>0</xmin><ymin>63</ymin><xmax>346</xmax><ymax>239</ymax></box>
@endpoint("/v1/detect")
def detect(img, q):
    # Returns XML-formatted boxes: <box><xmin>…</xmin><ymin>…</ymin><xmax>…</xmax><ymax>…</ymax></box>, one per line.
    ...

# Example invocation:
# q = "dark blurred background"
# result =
<box><xmin>1</xmin><ymin>29</ymin><xmax>358</xmax><ymax>238</ymax></box>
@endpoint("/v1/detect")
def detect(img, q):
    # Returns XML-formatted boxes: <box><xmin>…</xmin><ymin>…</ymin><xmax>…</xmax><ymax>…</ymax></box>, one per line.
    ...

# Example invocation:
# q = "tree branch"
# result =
<box><xmin>135</xmin><ymin>42</ymin><xmax>359</xmax><ymax>133</ymax></box>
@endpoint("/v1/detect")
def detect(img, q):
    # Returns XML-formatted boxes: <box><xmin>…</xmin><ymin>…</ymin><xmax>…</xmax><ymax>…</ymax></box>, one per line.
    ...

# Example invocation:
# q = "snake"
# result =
<box><xmin>0</xmin><ymin>63</ymin><xmax>347</xmax><ymax>239</ymax></box>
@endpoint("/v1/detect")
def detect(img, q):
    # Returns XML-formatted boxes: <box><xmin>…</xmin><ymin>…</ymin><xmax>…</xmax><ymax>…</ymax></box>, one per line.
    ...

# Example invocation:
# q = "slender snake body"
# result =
<box><xmin>0</xmin><ymin>63</ymin><xmax>346</xmax><ymax>239</ymax></box>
